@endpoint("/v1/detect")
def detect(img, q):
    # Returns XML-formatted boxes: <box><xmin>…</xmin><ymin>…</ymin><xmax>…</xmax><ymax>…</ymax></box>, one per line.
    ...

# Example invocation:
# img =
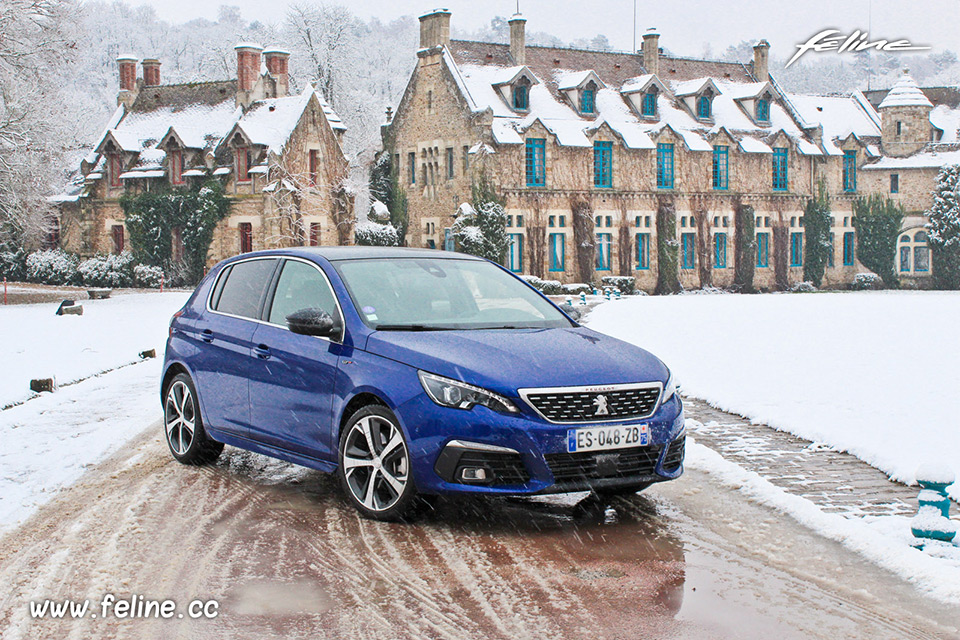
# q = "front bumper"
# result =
<box><xmin>397</xmin><ymin>392</ymin><xmax>686</xmax><ymax>496</ymax></box>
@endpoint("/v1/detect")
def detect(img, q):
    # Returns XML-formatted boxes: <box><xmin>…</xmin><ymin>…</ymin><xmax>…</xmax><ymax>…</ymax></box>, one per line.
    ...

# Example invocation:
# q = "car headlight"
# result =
<box><xmin>418</xmin><ymin>371</ymin><xmax>520</xmax><ymax>414</ymax></box>
<box><xmin>662</xmin><ymin>370</ymin><xmax>680</xmax><ymax>402</ymax></box>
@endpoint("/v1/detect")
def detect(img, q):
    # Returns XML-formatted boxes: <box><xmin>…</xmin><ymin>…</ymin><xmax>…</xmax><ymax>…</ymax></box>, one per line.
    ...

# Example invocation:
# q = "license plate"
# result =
<box><xmin>567</xmin><ymin>424</ymin><xmax>649</xmax><ymax>453</ymax></box>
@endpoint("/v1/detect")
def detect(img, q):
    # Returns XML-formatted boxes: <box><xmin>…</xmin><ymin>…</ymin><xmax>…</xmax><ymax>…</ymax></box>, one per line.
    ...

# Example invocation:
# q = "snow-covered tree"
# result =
<box><xmin>452</xmin><ymin>202</ymin><xmax>509</xmax><ymax>264</ymax></box>
<box><xmin>926</xmin><ymin>165</ymin><xmax>960</xmax><ymax>289</ymax></box>
<box><xmin>853</xmin><ymin>194</ymin><xmax>904</xmax><ymax>288</ymax></box>
<box><xmin>803</xmin><ymin>179</ymin><xmax>832</xmax><ymax>287</ymax></box>
<box><xmin>354</xmin><ymin>220</ymin><xmax>399</xmax><ymax>246</ymax></box>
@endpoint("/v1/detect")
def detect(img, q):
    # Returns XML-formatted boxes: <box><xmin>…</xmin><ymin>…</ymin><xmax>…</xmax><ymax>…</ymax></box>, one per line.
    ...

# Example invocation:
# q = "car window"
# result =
<box><xmin>268</xmin><ymin>260</ymin><xmax>340</xmax><ymax>326</ymax></box>
<box><xmin>213</xmin><ymin>258</ymin><xmax>277</xmax><ymax>319</ymax></box>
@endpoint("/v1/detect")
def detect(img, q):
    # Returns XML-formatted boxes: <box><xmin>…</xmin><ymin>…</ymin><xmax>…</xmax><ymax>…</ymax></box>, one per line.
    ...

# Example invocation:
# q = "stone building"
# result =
<box><xmin>383</xmin><ymin>9</ymin><xmax>943</xmax><ymax>291</ymax></box>
<box><xmin>52</xmin><ymin>43</ymin><xmax>352</xmax><ymax>268</ymax></box>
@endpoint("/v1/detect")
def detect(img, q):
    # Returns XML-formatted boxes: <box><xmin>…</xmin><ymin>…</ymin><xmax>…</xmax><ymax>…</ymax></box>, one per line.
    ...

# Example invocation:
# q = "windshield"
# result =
<box><xmin>335</xmin><ymin>257</ymin><xmax>574</xmax><ymax>330</ymax></box>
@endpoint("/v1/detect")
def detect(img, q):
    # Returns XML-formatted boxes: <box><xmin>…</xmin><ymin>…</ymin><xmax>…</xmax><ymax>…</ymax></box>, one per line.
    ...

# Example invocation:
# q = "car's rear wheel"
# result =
<box><xmin>164</xmin><ymin>373</ymin><xmax>223</xmax><ymax>465</ymax></box>
<box><xmin>338</xmin><ymin>405</ymin><xmax>418</xmax><ymax>521</ymax></box>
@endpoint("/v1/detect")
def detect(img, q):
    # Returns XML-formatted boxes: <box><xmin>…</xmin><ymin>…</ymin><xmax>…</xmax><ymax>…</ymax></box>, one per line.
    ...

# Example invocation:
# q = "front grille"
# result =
<box><xmin>522</xmin><ymin>385</ymin><xmax>661</xmax><ymax>423</ymax></box>
<box><xmin>545</xmin><ymin>445</ymin><xmax>663</xmax><ymax>482</ymax></box>
<box><xmin>663</xmin><ymin>436</ymin><xmax>685</xmax><ymax>471</ymax></box>
<box><xmin>455</xmin><ymin>451</ymin><xmax>530</xmax><ymax>486</ymax></box>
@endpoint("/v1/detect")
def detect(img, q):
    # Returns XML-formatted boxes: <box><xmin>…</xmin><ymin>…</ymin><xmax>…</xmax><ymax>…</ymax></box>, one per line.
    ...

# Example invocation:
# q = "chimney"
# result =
<box><xmin>263</xmin><ymin>48</ymin><xmax>291</xmax><ymax>97</ymax></box>
<box><xmin>419</xmin><ymin>9</ymin><xmax>451</xmax><ymax>50</ymax></box>
<box><xmin>142</xmin><ymin>58</ymin><xmax>161</xmax><ymax>87</ymax></box>
<box><xmin>642</xmin><ymin>29</ymin><xmax>660</xmax><ymax>77</ymax></box>
<box><xmin>753</xmin><ymin>39</ymin><xmax>770</xmax><ymax>82</ymax></box>
<box><xmin>235</xmin><ymin>42</ymin><xmax>263</xmax><ymax>95</ymax></box>
<box><xmin>509</xmin><ymin>14</ymin><xmax>527</xmax><ymax>66</ymax></box>
<box><xmin>116</xmin><ymin>54</ymin><xmax>139</xmax><ymax>107</ymax></box>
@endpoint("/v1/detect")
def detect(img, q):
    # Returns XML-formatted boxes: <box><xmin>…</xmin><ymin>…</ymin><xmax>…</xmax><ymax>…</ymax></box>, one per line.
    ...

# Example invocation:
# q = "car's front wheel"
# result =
<box><xmin>163</xmin><ymin>373</ymin><xmax>223</xmax><ymax>465</ymax></box>
<box><xmin>338</xmin><ymin>405</ymin><xmax>418</xmax><ymax>521</ymax></box>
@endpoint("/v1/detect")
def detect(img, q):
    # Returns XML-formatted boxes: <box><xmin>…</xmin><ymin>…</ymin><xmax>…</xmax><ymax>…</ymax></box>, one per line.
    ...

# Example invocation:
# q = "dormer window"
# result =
<box><xmin>697</xmin><ymin>93</ymin><xmax>712</xmax><ymax>119</ymax></box>
<box><xmin>108</xmin><ymin>152</ymin><xmax>122</xmax><ymax>188</ymax></box>
<box><xmin>641</xmin><ymin>89</ymin><xmax>657</xmax><ymax>116</ymax></box>
<box><xmin>237</xmin><ymin>146</ymin><xmax>251</xmax><ymax>183</ymax></box>
<box><xmin>580</xmin><ymin>81</ymin><xmax>597</xmax><ymax>114</ymax></box>
<box><xmin>756</xmin><ymin>97</ymin><xmax>770</xmax><ymax>122</ymax></box>
<box><xmin>513</xmin><ymin>77</ymin><xmax>530</xmax><ymax>111</ymax></box>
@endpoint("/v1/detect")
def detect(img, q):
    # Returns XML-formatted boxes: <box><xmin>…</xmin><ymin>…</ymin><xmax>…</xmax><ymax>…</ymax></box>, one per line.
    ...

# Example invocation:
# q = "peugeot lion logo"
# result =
<box><xmin>593</xmin><ymin>395</ymin><xmax>610</xmax><ymax>416</ymax></box>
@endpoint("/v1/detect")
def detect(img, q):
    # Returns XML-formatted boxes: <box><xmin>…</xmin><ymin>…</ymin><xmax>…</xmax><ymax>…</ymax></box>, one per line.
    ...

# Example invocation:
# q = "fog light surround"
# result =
<box><xmin>458</xmin><ymin>466</ymin><xmax>490</xmax><ymax>483</ymax></box>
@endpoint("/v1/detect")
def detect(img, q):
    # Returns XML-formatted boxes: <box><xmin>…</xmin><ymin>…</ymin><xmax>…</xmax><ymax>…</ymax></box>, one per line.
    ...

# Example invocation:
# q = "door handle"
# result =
<box><xmin>200</xmin><ymin>329</ymin><xmax>214</xmax><ymax>343</ymax></box>
<box><xmin>254</xmin><ymin>344</ymin><xmax>271</xmax><ymax>360</ymax></box>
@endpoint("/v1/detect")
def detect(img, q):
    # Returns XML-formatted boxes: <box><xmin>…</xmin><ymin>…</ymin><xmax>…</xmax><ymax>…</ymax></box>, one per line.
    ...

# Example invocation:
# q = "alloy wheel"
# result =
<box><xmin>342</xmin><ymin>415</ymin><xmax>409</xmax><ymax>512</ymax></box>
<box><xmin>165</xmin><ymin>380</ymin><xmax>196</xmax><ymax>456</ymax></box>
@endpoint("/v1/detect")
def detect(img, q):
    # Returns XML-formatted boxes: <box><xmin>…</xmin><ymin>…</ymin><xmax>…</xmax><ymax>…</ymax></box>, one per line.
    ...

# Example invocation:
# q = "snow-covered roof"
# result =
<box><xmin>446</xmin><ymin>40</ymin><xmax>821</xmax><ymax>156</ymax></box>
<box><xmin>878</xmin><ymin>72</ymin><xmax>933</xmax><ymax>109</ymax></box>
<box><xmin>863</xmin><ymin>146</ymin><xmax>960</xmax><ymax>170</ymax></box>
<box><xmin>786</xmin><ymin>92</ymin><xmax>882</xmax><ymax>156</ymax></box>
<box><xmin>227</xmin><ymin>85</ymin><xmax>320</xmax><ymax>154</ymax></box>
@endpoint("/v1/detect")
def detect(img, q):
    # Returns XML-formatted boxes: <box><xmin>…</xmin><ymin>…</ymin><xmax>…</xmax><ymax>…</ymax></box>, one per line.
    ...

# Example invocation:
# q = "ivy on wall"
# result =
<box><xmin>803</xmin><ymin>179</ymin><xmax>832</xmax><ymax>287</ymax></box>
<box><xmin>853</xmin><ymin>193</ymin><xmax>904</xmax><ymax>288</ymax></box>
<box><xmin>773</xmin><ymin>221</ymin><xmax>789</xmax><ymax>290</ymax></box>
<box><xmin>733</xmin><ymin>200</ymin><xmax>755</xmax><ymax>292</ymax></box>
<box><xmin>655</xmin><ymin>196</ymin><xmax>680</xmax><ymax>295</ymax></box>
<box><xmin>571</xmin><ymin>197</ymin><xmax>595</xmax><ymax>284</ymax></box>
<box><xmin>120</xmin><ymin>181</ymin><xmax>229</xmax><ymax>285</ymax></box>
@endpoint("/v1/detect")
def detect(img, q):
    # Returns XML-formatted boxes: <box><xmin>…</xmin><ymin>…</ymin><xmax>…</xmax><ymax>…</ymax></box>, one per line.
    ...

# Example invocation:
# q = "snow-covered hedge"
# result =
<box><xmin>790</xmin><ymin>281</ymin><xmax>817</xmax><ymax>293</ymax></box>
<box><xmin>26</xmin><ymin>249</ymin><xmax>78</xmax><ymax>285</ymax></box>
<box><xmin>520</xmin><ymin>275</ymin><xmax>563</xmax><ymax>295</ymax></box>
<box><xmin>133</xmin><ymin>264</ymin><xmax>164</xmax><ymax>288</ymax></box>
<box><xmin>600</xmin><ymin>275</ymin><xmax>636</xmax><ymax>295</ymax></box>
<box><xmin>78</xmin><ymin>252</ymin><xmax>135</xmax><ymax>288</ymax></box>
<box><xmin>354</xmin><ymin>220</ymin><xmax>400</xmax><ymax>247</ymax></box>
<box><xmin>562</xmin><ymin>283</ymin><xmax>592</xmax><ymax>295</ymax></box>
<box><xmin>852</xmin><ymin>273</ymin><xmax>884</xmax><ymax>291</ymax></box>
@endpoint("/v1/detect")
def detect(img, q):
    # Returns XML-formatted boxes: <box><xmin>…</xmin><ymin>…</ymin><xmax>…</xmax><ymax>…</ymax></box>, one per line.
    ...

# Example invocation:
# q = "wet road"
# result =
<box><xmin>0</xmin><ymin>423</ymin><xmax>957</xmax><ymax>640</ymax></box>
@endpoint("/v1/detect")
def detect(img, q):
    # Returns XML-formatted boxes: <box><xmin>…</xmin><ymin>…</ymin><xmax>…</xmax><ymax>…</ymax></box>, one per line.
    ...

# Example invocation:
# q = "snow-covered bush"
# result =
<box><xmin>852</xmin><ymin>273</ymin><xmax>884</xmax><ymax>291</ymax></box>
<box><xmin>562</xmin><ymin>283</ymin><xmax>592</xmax><ymax>295</ymax></box>
<box><xmin>601</xmin><ymin>276</ymin><xmax>636</xmax><ymax>295</ymax></box>
<box><xmin>0</xmin><ymin>249</ymin><xmax>26</xmax><ymax>281</ymax></box>
<box><xmin>133</xmin><ymin>264</ymin><xmax>164</xmax><ymax>288</ymax></box>
<box><xmin>790</xmin><ymin>281</ymin><xmax>817</xmax><ymax>293</ymax></box>
<box><xmin>78</xmin><ymin>252</ymin><xmax>135</xmax><ymax>288</ymax></box>
<box><xmin>926</xmin><ymin>164</ymin><xmax>960</xmax><ymax>289</ymax></box>
<box><xmin>26</xmin><ymin>249</ymin><xmax>78</xmax><ymax>285</ymax></box>
<box><xmin>519</xmin><ymin>275</ymin><xmax>562</xmax><ymax>294</ymax></box>
<box><xmin>354</xmin><ymin>220</ymin><xmax>400</xmax><ymax>246</ymax></box>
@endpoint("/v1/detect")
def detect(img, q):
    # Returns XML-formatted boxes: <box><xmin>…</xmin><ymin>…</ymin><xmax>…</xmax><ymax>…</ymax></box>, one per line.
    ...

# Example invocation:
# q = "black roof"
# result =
<box><xmin>262</xmin><ymin>246</ymin><xmax>484</xmax><ymax>262</ymax></box>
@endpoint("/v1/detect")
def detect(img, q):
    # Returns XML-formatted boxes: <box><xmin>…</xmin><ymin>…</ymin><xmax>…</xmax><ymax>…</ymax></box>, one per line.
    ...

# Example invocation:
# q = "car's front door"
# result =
<box><xmin>190</xmin><ymin>257</ymin><xmax>279</xmax><ymax>435</ymax></box>
<box><xmin>248</xmin><ymin>258</ymin><xmax>344</xmax><ymax>460</ymax></box>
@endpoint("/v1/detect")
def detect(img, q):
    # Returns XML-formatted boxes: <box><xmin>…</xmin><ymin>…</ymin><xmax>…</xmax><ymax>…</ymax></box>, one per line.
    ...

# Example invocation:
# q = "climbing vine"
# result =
<box><xmin>733</xmin><ymin>200</ymin><xmax>755</xmax><ymax>292</ymax></box>
<box><xmin>121</xmin><ymin>181</ymin><xmax>229</xmax><ymax>285</ymax></box>
<box><xmin>655</xmin><ymin>196</ymin><xmax>680</xmax><ymax>295</ymax></box>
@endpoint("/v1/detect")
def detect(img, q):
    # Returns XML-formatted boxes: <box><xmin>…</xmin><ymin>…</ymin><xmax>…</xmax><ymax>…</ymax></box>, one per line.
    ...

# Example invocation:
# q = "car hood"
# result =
<box><xmin>362</xmin><ymin>326</ymin><xmax>669</xmax><ymax>396</ymax></box>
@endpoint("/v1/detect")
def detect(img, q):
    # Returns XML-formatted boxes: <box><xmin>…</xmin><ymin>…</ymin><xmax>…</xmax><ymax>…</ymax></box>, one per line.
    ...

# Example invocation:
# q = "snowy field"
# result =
<box><xmin>587</xmin><ymin>290</ymin><xmax>960</xmax><ymax>503</ymax></box>
<box><xmin>0</xmin><ymin>291</ymin><xmax>190</xmax><ymax>408</ymax></box>
<box><xmin>0</xmin><ymin>292</ymin><xmax>189</xmax><ymax>532</ymax></box>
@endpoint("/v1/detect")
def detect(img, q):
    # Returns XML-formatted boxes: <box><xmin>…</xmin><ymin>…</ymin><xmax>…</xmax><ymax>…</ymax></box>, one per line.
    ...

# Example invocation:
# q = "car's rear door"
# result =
<box><xmin>248</xmin><ymin>258</ymin><xmax>344</xmax><ymax>460</ymax></box>
<box><xmin>191</xmin><ymin>257</ymin><xmax>279</xmax><ymax>436</ymax></box>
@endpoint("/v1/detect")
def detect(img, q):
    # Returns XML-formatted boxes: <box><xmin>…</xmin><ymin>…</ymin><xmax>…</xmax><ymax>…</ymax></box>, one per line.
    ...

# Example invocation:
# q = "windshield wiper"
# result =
<box><xmin>374</xmin><ymin>324</ymin><xmax>458</xmax><ymax>331</ymax></box>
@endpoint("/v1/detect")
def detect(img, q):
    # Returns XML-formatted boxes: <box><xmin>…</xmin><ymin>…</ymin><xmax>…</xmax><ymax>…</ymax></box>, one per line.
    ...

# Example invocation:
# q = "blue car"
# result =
<box><xmin>161</xmin><ymin>247</ymin><xmax>684</xmax><ymax>520</ymax></box>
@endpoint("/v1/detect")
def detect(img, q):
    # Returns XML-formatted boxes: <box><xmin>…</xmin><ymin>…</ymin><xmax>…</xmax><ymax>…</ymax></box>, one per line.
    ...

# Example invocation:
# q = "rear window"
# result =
<box><xmin>212</xmin><ymin>258</ymin><xmax>277</xmax><ymax>319</ymax></box>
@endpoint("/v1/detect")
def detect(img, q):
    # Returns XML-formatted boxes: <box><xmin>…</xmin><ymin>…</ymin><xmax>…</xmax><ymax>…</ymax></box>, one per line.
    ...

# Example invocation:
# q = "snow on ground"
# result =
<box><xmin>686</xmin><ymin>437</ymin><xmax>960</xmax><ymax>604</ymax></box>
<box><xmin>0</xmin><ymin>291</ymin><xmax>188</xmax><ymax>532</ymax></box>
<box><xmin>585</xmin><ymin>291</ymin><xmax>960</xmax><ymax>502</ymax></box>
<box><xmin>0</xmin><ymin>291</ymin><xmax>190</xmax><ymax>407</ymax></box>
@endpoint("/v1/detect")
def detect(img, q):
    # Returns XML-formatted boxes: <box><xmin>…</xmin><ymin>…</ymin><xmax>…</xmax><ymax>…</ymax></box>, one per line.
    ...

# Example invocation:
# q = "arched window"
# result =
<box><xmin>756</xmin><ymin>97</ymin><xmax>770</xmax><ymax>122</ymax></box>
<box><xmin>697</xmin><ymin>94</ymin><xmax>712</xmax><ymax>119</ymax></box>
<box><xmin>642</xmin><ymin>89</ymin><xmax>657</xmax><ymax>116</ymax></box>
<box><xmin>513</xmin><ymin>77</ymin><xmax>530</xmax><ymax>110</ymax></box>
<box><xmin>914</xmin><ymin>230</ymin><xmax>928</xmax><ymax>243</ymax></box>
<box><xmin>581</xmin><ymin>81</ymin><xmax>597</xmax><ymax>114</ymax></box>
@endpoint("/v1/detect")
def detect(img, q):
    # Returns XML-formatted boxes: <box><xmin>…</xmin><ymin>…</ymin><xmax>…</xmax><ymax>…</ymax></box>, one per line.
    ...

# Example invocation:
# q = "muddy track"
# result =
<box><xmin>0</xmin><ymin>422</ymin><xmax>957</xmax><ymax>640</ymax></box>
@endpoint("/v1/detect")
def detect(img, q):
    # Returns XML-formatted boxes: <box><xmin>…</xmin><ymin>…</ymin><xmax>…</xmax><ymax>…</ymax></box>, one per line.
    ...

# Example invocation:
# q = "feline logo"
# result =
<box><xmin>787</xmin><ymin>29</ymin><xmax>930</xmax><ymax>68</ymax></box>
<box><xmin>593</xmin><ymin>395</ymin><xmax>609</xmax><ymax>416</ymax></box>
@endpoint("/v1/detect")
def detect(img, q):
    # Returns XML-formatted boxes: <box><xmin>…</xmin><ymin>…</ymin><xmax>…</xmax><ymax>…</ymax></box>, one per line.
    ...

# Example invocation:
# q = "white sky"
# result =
<box><xmin>109</xmin><ymin>0</ymin><xmax>960</xmax><ymax>60</ymax></box>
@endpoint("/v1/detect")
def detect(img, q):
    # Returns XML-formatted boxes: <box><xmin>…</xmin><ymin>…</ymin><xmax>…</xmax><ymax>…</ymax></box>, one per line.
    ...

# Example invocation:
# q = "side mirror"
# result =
<box><xmin>287</xmin><ymin>308</ymin><xmax>341</xmax><ymax>338</ymax></box>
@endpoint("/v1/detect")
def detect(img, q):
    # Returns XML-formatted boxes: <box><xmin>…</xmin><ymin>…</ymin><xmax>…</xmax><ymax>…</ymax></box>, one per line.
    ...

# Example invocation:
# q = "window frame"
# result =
<box><xmin>549</xmin><ymin>233</ymin><xmax>565</xmax><ymax>272</ymax></box>
<box><xmin>593</xmin><ymin>141</ymin><xmax>613</xmax><ymax>188</ymax></box>
<box><xmin>239</xmin><ymin>222</ymin><xmax>253</xmax><ymax>254</ymax></box>
<box><xmin>641</xmin><ymin>91</ymin><xmax>657</xmax><ymax>116</ymax></box>
<box><xmin>681</xmin><ymin>232</ymin><xmax>695</xmax><ymax>270</ymax></box>
<box><xmin>507</xmin><ymin>233</ymin><xmax>524</xmax><ymax>273</ymax></box>
<box><xmin>111</xmin><ymin>224</ymin><xmax>125</xmax><ymax>254</ymax></box>
<box><xmin>513</xmin><ymin>84</ymin><xmax>529</xmax><ymax>110</ymax></box>
<box><xmin>595</xmin><ymin>232</ymin><xmax>612</xmax><ymax>271</ymax></box>
<box><xmin>714</xmin><ymin>232</ymin><xmax>727</xmax><ymax>269</ymax></box>
<box><xmin>890</xmin><ymin>173</ymin><xmax>899</xmax><ymax>194</ymax></box>
<box><xmin>525</xmin><ymin>138</ymin><xmax>546</xmax><ymax>187</ymax></box>
<box><xmin>772</xmin><ymin>147</ymin><xmax>788</xmax><ymax>191</ymax></box>
<box><xmin>237</xmin><ymin>146</ymin><xmax>252</xmax><ymax>184</ymax></box>
<box><xmin>656</xmin><ymin>143</ymin><xmax>675</xmax><ymax>189</ymax></box>
<box><xmin>207</xmin><ymin>257</ymin><xmax>281</xmax><ymax>324</ymax></box>
<box><xmin>843</xmin><ymin>231</ymin><xmax>855</xmax><ymax>266</ymax></box>
<box><xmin>580</xmin><ymin>87</ymin><xmax>596</xmax><ymax>114</ymax></box>
<box><xmin>712</xmin><ymin>145</ymin><xmax>729</xmax><ymax>190</ymax></box>
<box><xmin>756</xmin><ymin>232</ymin><xmax>770</xmax><ymax>268</ymax></box>
<box><xmin>842</xmin><ymin>150</ymin><xmax>857</xmax><ymax>193</ymax></box>
<box><xmin>637</xmin><ymin>232</ymin><xmax>650</xmax><ymax>269</ymax></box>
<box><xmin>408</xmin><ymin>152</ymin><xmax>416</xmax><ymax>185</ymax></box>
<box><xmin>755</xmin><ymin>97</ymin><xmax>770</xmax><ymax>122</ymax></box>
<box><xmin>790</xmin><ymin>231</ymin><xmax>804</xmax><ymax>267</ymax></box>
<box><xmin>446</xmin><ymin>147</ymin><xmax>454</xmax><ymax>180</ymax></box>
<box><xmin>262</xmin><ymin>258</ymin><xmax>345</xmax><ymax>342</ymax></box>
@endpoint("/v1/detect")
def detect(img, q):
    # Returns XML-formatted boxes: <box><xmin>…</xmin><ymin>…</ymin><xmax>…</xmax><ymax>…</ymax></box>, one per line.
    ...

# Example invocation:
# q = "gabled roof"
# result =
<box><xmin>620</xmin><ymin>74</ymin><xmax>669</xmax><ymax>96</ymax></box>
<box><xmin>786</xmin><ymin>92</ymin><xmax>882</xmax><ymax>156</ymax></box>
<box><xmin>556</xmin><ymin>69</ymin><xmax>604</xmax><ymax>91</ymax></box>
<box><xmin>221</xmin><ymin>85</ymin><xmax>319</xmax><ymax>155</ymax></box>
<box><xmin>674</xmin><ymin>78</ymin><xmax>719</xmax><ymax>98</ymax></box>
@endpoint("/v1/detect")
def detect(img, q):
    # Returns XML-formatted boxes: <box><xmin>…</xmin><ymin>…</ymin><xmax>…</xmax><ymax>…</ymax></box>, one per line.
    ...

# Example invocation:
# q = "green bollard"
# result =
<box><xmin>911</xmin><ymin>465</ymin><xmax>956</xmax><ymax>546</ymax></box>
